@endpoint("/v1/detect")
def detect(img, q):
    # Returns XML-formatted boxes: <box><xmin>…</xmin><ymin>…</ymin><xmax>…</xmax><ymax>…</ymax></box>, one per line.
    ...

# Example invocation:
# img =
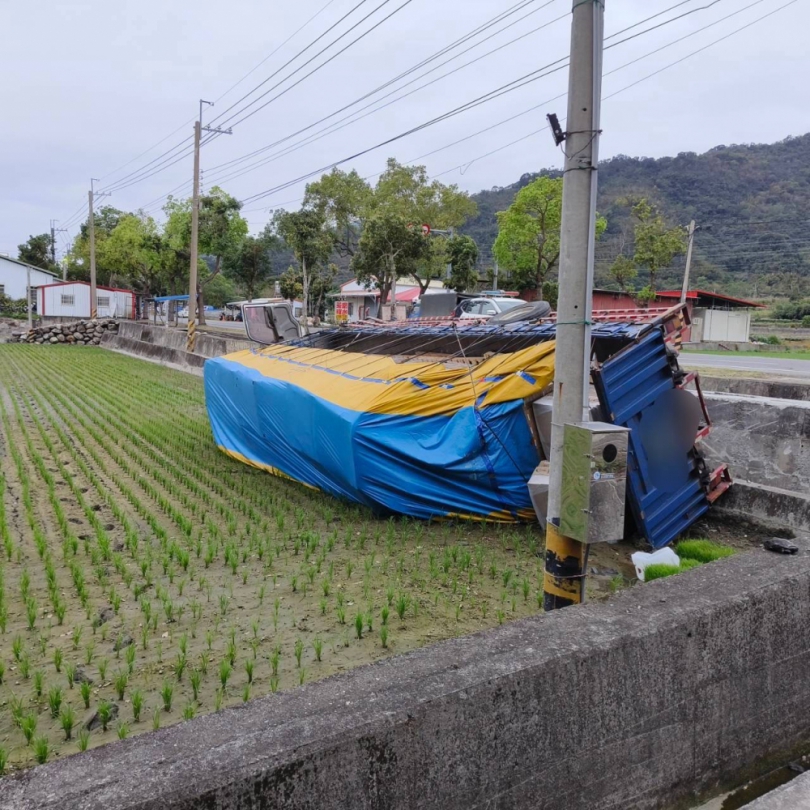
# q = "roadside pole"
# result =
<box><xmin>187</xmin><ymin>100</ymin><xmax>231</xmax><ymax>352</ymax></box>
<box><xmin>89</xmin><ymin>185</ymin><xmax>97</xmax><ymax>320</ymax></box>
<box><xmin>681</xmin><ymin>220</ymin><xmax>697</xmax><ymax>303</ymax></box>
<box><xmin>88</xmin><ymin>180</ymin><xmax>109</xmax><ymax>320</ymax></box>
<box><xmin>188</xmin><ymin>119</ymin><xmax>202</xmax><ymax>353</ymax></box>
<box><xmin>26</xmin><ymin>264</ymin><xmax>32</xmax><ymax>331</ymax></box>
<box><xmin>543</xmin><ymin>0</ymin><xmax>605</xmax><ymax>610</ymax></box>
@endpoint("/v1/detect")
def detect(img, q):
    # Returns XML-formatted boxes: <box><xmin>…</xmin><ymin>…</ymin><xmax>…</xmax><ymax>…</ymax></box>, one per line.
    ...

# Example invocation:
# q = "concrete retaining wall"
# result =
<box><xmin>702</xmin><ymin>392</ymin><xmax>810</xmax><ymax>494</ymax></box>
<box><xmin>101</xmin><ymin>321</ymin><xmax>253</xmax><ymax>370</ymax></box>
<box><xmin>3</xmin><ymin>551</ymin><xmax>810</xmax><ymax>810</ymax></box>
<box><xmin>701</xmin><ymin>376</ymin><xmax>810</xmax><ymax>402</ymax></box>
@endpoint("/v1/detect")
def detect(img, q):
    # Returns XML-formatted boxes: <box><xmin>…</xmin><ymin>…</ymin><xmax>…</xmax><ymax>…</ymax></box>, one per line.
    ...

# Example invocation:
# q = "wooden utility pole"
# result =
<box><xmin>187</xmin><ymin>100</ymin><xmax>231</xmax><ymax>353</ymax></box>
<box><xmin>543</xmin><ymin>0</ymin><xmax>605</xmax><ymax>611</ymax></box>
<box><xmin>681</xmin><ymin>219</ymin><xmax>697</xmax><ymax>303</ymax></box>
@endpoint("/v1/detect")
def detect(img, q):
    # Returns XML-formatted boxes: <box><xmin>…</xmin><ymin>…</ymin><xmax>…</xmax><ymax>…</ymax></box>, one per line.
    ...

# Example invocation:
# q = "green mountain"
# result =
<box><xmin>461</xmin><ymin>133</ymin><xmax>810</xmax><ymax>298</ymax></box>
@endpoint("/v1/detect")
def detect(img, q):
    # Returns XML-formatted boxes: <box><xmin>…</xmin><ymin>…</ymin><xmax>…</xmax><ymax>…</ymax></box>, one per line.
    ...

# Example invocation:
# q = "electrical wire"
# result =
<box><xmin>201</xmin><ymin>8</ymin><xmax>570</xmax><ymax>189</ymax></box>
<box><xmin>204</xmin><ymin>0</ymin><xmax>561</xmax><ymax>177</ymax></box>
<box><xmin>134</xmin><ymin>0</ymin><xmax>564</xmax><ymax>213</ymax></box>
<box><xmin>237</xmin><ymin>0</ymin><xmax>745</xmax><ymax>205</ymax></box>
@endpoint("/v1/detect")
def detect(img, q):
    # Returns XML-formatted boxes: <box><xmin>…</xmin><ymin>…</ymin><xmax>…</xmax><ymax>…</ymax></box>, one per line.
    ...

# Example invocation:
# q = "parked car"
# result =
<box><xmin>455</xmin><ymin>297</ymin><xmax>527</xmax><ymax>319</ymax></box>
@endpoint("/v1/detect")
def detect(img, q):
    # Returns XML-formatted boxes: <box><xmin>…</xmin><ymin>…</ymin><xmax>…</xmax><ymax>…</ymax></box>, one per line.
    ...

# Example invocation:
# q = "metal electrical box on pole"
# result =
<box><xmin>543</xmin><ymin>0</ymin><xmax>605</xmax><ymax>610</ymax></box>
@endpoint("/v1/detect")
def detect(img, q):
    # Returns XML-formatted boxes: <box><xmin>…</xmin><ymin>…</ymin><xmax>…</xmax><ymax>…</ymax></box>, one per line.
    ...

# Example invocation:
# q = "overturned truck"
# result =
<box><xmin>204</xmin><ymin>305</ymin><xmax>729</xmax><ymax>549</ymax></box>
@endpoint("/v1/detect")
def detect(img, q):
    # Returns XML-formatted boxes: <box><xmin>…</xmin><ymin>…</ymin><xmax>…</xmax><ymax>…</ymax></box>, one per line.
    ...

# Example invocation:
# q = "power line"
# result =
<box><xmin>135</xmin><ymin>0</ymin><xmax>563</xmax><ymax>212</ymax></box>
<box><xmin>205</xmin><ymin>0</ymin><xmax>725</xmax><ymax>192</ymax></box>
<box><xmin>214</xmin><ymin>0</ymin><xmax>418</xmax><ymax>131</ymax></box>
<box><xmin>238</xmin><ymin>0</ymin><xmax>736</xmax><ymax>205</ymax></box>
<box><xmin>63</xmin><ymin>0</ymin><xmax>364</xmax><ymax>209</ymax></box>
<box><xmin>99</xmin><ymin>0</ymin><xmax>415</xmax><ymax>198</ymax></box>
<box><xmin>203</xmin><ymin>5</ymin><xmax>569</xmax><ymax>188</ymax></box>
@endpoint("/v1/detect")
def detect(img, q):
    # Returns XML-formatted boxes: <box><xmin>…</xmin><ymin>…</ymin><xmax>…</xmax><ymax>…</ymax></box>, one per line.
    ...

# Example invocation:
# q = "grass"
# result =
<box><xmin>644</xmin><ymin>540</ymin><xmax>735</xmax><ymax>582</ymax></box>
<box><xmin>682</xmin><ymin>348</ymin><xmax>810</xmax><ymax>360</ymax></box>
<box><xmin>0</xmin><ymin>344</ymin><xmax>566</xmax><ymax>770</ymax></box>
<box><xmin>676</xmin><ymin>539</ymin><xmax>736</xmax><ymax>564</ymax></box>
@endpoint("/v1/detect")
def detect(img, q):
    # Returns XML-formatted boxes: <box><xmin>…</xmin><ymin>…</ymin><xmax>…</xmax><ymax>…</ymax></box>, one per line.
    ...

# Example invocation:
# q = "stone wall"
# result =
<box><xmin>2</xmin><ymin>551</ymin><xmax>810</xmax><ymax>810</ymax></box>
<box><xmin>7</xmin><ymin>319</ymin><xmax>118</xmax><ymax>345</ymax></box>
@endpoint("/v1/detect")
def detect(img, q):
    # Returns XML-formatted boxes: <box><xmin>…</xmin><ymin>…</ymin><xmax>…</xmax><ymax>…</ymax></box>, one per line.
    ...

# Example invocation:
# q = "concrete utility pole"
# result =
<box><xmin>88</xmin><ymin>179</ymin><xmax>110</xmax><ymax>320</ymax></box>
<box><xmin>50</xmin><ymin>220</ymin><xmax>67</xmax><ymax>278</ymax></box>
<box><xmin>89</xmin><ymin>187</ymin><xmax>97</xmax><ymax>319</ymax></box>
<box><xmin>543</xmin><ymin>0</ymin><xmax>605</xmax><ymax>611</ymax></box>
<box><xmin>26</xmin><ymin>263</ymin><xmax>32</xmax><ymax>331</ymax></box>
<box><xmin>681</xmin><ymin>220</ymin><xmax>697</xmax><ymax>303</ymax></box>
<box><xmin>187</xmin><ymin>100</ymin><xmax>232</xmax><ymax>353</ymax></box>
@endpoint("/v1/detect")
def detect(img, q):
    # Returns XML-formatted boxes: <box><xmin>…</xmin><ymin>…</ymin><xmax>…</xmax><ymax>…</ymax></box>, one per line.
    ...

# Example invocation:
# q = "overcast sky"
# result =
<box><xmin>1</xmin><ymin>0</ymin><xmax>807</xmax><ymax>257</ymax></box>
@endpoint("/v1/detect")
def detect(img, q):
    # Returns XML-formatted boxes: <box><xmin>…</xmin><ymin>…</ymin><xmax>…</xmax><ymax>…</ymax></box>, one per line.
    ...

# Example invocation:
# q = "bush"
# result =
<box><xmin>802</xmin><ymin>315</ymin><xmax>810</xmax><ymax>328</ymax></box>
<box><xmin>676</xmin><ymin>539</ymin><xmax>735</xmax><ymax>564</ymax></box>
<box><xmin>764</xmin><ymin>335</ymin><xmax>781</xmax><ymax>345</ymax></box>
<box><xmin>771</xmin><ymin>300</ymin><xmax>810</xmax><ymax>321</ymax></box>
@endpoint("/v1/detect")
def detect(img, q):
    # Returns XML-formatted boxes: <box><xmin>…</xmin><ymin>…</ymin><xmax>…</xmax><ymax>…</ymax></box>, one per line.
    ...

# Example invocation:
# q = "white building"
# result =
<box><xmin>0</xmin><ymin>255</ymin><xmax>58</xmax><ymax>301</ymax></box>
<box><xmin>38</xmin><ymin>282</ymin><xmax>135</xmax><ymax>319</ymax></box>
<box><xmin>331</xmin><ymin>277</ymin><xmax>445</xmax><ymax>322</ymax></box>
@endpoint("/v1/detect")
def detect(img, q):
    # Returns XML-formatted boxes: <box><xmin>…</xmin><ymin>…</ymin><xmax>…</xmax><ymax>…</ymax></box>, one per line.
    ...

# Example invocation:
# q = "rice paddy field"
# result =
<box><xmin>0</xmin><ymin>344</ymin><xmax>590</xmax><ymax>772</ymax></box>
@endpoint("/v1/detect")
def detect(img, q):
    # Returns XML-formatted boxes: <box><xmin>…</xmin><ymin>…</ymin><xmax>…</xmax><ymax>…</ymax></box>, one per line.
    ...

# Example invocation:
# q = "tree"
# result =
<box><xmin>97</xmin><ymin>214</ymin><xmax>164</xmax><ymax>295</ymax></box>
<box><xmin>279</xmin><ymin>267</ymin><xmax>303</xmax><ymax>302</ymax></box>
<box><xmin>351</xmin><ymin>213</ymin><xmax>427</xmax><ymax>319</ymax></box>
<box><xmin>225</xmin><ymin>235</ymin><xmax>273</xmax><ymax>302</ymax></box>
<box><xmin>162</xmin><ymin>189</ymin><xmax>247</xmax><ymax>323</ymax></box>
<box><xmin>304</xmin><ymin>169</ymin><xmax>372</xmax><ymax>257</ymax></box>
<box><xmin>197</xmin><ymin>188</ymin><xmax>247</xmax><ymax>323</ymax></box>
<box><xmin>446</xmin><ymin>234</ymin><xmax>480</xmax><ymax>292</ymax></box>
<box><xmin>273</xmin><ymin>209</ymin><xmax>332</xmax><ymax>332</ymax></box>
<box><xmin>631</xmin><ymin>200</ymin><xmax>687</xmax><ymax>291</ymax></box>
<box><xmin>18</xmin><ymin>234</ymin><xmax>56</xmax><ymax>272</ymax></box>
<box><xmin>608</xmin><ymin>254</ymin><xmax>638</xmax><ymax>293</ymax></box>
<box><xmin>492</xmin><ymin>176</ymin><xmax>607</xmax><ymax>295</ymax></box>
<box><xmin>66</xmin><ymin>206</ymin><xmax>127</xmax><ymax>284</ymax></box>
<box><xmin>303</xmin><ymin>158</ymin><xmax>478</xmax><ymax>293</ymax></box>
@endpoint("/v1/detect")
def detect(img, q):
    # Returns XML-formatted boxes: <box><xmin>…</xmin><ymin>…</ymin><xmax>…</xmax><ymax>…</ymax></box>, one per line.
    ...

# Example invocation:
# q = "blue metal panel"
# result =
<box><xmin>593</xmin><ymin>327</ymin><xmax>710</xmax><ymax>549</ymax></box>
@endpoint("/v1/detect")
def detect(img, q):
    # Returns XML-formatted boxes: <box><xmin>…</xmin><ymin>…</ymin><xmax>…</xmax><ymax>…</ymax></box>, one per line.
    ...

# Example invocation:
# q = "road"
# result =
<box><xmin>681</xmin><ymin>352</ymin><xmax>810</xmax><ymax>379</ymax></box>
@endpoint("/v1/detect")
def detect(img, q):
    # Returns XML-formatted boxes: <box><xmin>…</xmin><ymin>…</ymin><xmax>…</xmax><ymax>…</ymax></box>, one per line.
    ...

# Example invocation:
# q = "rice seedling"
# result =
<box><xmin>20</xmin><ymin>654</ymin><xmax>30</xmax><ymax>680</ymax></box>
<box><xmin>60</xmin><ymin>705</ymin><xmax>77</xmax><ymax>740</ymax></box>
<box><xmin>117</xmin><ymin>722</ymin><xmax>129</xmax><ymax>740</ymax></box>
<box><xmin>80</xmin><ymin>680</ymin><xmax>91</xmax><ymax>708</ymax></box>
<box><xmin>78</xmin><ymin>728</ymin><xmax>91</xmax><ymax>751</ymax></box>
<box><xmin>675</xmin><ymin>539</ymin><xmax>736</xmax><ymax>564</ymax></box>
<box><xmin>219</xmin><ymin>660</ymin><xmax>232</xmax><ymax>689</ymax></box>
<box><xmin>48</xmin><ymin>685</ymin><xmax>63</xmax><ymax>718</ymax></box>
<box><xmin>152</xmin><ymin>708</ymin><xmax>161</xmax><ymax>731</ymax></box>
<box><xmin>114</xmin><ymin>671</ymin><xmax>128</xmax><ymax>700</ymax></box>
<box><xmin>313</xmin><ymin>637</ymin><xmax>323</xmax><ymax>662</ymax></box>
<box><xmin>33</xmin><ymin>736</ymin><xmax>50</xmax><ymax>764</ymax></box>
<box><xmin>131</xmin><ymin>689</ymin><xmax>144</xmax><ymax>722</ymax></box>
<box><xmin>183</xmin><ymin>703</ymin><xmax>196</xmax><ymax>720</ymax></box>
<box><xmin>380</xmin><ymin>626</ymin><xmax>389</xmax><ymax>649</ymax></box>
<box><xmin>355</xmin><ymin>613</ymin><xmax>364</xmax><ymax>640</ymax></box>
<box><xmin>53</xmin><ymin>647</ymin><xmax>63</xmax><ymax>672</ymax></box>
<box><xmin>98</xmin><ymin>658</ymin><xmax>109</xmax><ymax>681</ymax></box>
<box><xmin>0</xmin><ymin>747</ymin><xmax>8</xmax><ymax>774</ymax></box>
<box><xmin>98</xmin><ymin>700</ymin><xmax>114</xmax><ymax>732</ymax></box>
<box><xmin>33</xmin><ymin>669</ymin><xmax>44</xmax><ymax>699</ymax></box>
<box><xmin>161</xmin><ymin>682</ymin><xmax>173</xmax><ymax>712</ymax></box>
<box><xmin>21</xmin><ymin>713</ymin><xmax>37</xmax><ymax>745</ymax></box>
